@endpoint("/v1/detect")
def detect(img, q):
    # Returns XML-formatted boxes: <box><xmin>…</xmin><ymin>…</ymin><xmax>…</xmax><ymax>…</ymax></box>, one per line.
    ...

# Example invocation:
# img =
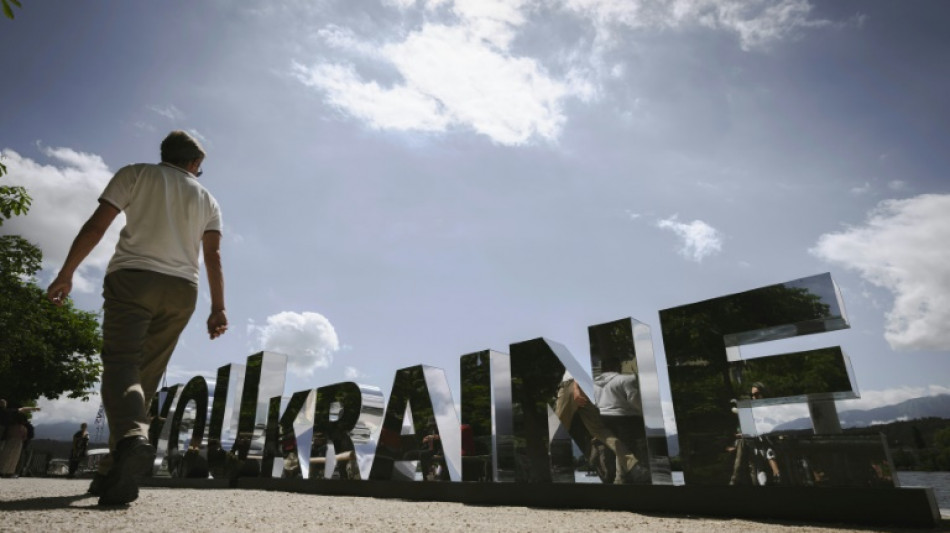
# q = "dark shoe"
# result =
<box><xmin>624</xmin><ymin>464</ymin><xmax>652</xmax><ymax>485</ymax></box>
<box><xmin>88</xmin><ymin>472</ymin><xmax>107</xmax><ymax>495</ymax></box>
<box><xmin>97</xmin><ymin>436</ymin><xmax>155</xmax><ymax>506</ymax></box>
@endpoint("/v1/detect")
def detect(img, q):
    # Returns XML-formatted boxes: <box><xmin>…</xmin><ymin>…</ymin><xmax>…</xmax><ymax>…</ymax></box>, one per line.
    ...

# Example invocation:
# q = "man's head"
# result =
<box><xmin>81</xmin><ymin>422</ymin><xmax>88</xmax><ymax>430</ymax></box>
<box><xmin>751</xmin><ymin>382</ymin><xmax>766</xmax><ymax>399</ymax></box>
<box><xmin>160</xmin><ymin>130</ymin><xmax>205</xmax><ymax>171</ymax></box>
<box><xmin>0</xmin><ymin>399</ymin><xmax>6</xmax><ymax>408</ymax></box>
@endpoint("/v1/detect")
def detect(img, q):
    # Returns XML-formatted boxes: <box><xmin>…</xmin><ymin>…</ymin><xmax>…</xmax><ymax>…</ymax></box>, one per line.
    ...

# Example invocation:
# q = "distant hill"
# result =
<box><xmin>664</xmin><ymin>395</ymin><xmax>950</xmax><ymax>458</ymax></box>
<box><xmin>773</xmin><ymin>394</ymin><xmax>950</xmax><ymax>432</ymax></box>
<box><xmin>33</xmin><ymin>421</ymin><xmax>109</xmax><ymax>442</ymax></box>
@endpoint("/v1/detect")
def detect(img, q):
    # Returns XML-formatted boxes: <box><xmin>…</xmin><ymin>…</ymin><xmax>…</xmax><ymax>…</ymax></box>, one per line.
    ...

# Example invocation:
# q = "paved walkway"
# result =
<box><xmin>0</xmin><ymin>478</ymin><xmax>946</xmax><ymax>532</ymax></box>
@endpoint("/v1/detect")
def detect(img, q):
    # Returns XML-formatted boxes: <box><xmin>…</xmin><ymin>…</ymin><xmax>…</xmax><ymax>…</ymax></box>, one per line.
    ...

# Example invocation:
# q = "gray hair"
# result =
<box><xmin>160</xmin><ymin>130</ymin><xmax>206</xmax><ymax>166</ymax></box>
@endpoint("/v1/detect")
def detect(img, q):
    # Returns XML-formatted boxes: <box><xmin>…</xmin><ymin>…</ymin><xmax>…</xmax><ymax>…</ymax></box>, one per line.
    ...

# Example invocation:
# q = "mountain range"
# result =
<box><xmin>664</xmin><ymin>395</ymin><xmax>950</xmax><ymax>457</ymax></box>
<box><xmin>32</xmin><ymin>421</ymin><xmax>109</xmax><ymax>442</ymax></box>
<box><xmin>771</xmin><ymin>394</ymin><xmax>950</xmax><ymax>432</ymax></box>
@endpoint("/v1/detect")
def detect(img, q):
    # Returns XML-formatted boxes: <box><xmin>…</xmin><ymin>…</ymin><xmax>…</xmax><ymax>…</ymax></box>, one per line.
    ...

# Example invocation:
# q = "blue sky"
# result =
<box><xmin>2</xmin><ymin>0</ymin><xmax>948</xmax><ymax>435</ymax></box>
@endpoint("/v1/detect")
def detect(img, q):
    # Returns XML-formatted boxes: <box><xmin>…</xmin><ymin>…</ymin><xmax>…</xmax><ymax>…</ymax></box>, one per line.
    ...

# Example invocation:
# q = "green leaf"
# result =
<box><xmin>2</xmin><ymin>1</ymin><xmax>13</xmax><ymax>20</ymax></box>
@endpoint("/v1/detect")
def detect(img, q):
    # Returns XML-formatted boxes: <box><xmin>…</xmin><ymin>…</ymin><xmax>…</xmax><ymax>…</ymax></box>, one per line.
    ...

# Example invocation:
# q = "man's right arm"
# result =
<box><xmin>47</xmin><ymin>201</ymin><xmax>120</xmax><ymax>306</ymax></box>
<box><xmin>202</xmin><ymin>230</ymin><xmax>228</xmax><ymax>339</ymax></box>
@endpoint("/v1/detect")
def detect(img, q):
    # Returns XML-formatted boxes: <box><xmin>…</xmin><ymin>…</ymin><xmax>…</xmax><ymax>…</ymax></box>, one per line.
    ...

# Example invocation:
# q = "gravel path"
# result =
<box><xmin>1</xmin><ymin>478</ymin><xmax>946</xmax><ymax>532</ymax></box>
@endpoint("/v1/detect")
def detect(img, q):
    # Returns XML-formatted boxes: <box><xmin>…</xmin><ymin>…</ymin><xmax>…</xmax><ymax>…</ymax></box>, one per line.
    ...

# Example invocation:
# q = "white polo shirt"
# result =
<box><xmin>100</xmin><ymin>162</ymin><xmax>222</xmax><ymax>283</ymax></box>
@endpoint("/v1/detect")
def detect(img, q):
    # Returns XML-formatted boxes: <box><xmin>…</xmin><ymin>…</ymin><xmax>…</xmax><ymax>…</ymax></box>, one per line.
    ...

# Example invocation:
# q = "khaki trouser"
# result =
<box><xmin>98</xmin><ymin>269</ymin><xmax>196</xmax><ymax>473</ymax></box>
<box><xmin>554</xmin><ymin>380</ymin><xmax>638</xmax><ymax>483</ymax></box>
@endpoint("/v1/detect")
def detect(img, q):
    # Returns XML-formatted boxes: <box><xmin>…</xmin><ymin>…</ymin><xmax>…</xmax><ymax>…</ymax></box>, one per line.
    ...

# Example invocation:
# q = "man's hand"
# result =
<box><xmin>47</xmin><ymin>275</ymin><xmax>73</xmax><ymax>306</ymax></box>
<box><xmin>572</xmin><ymin>381</ymin><xmax>590</xmax><ymax>407</ymax></box>
<box><xmin>207</xmin><ymin>309</ymin><xmax>228</xmax><ymax>339</ymax></box>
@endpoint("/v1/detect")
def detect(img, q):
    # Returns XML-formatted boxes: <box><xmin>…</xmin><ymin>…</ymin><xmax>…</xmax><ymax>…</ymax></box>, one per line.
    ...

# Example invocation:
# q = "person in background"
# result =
<box><xmin>0</xmin><ymin>411</ymin><xmax>28</xmax><ymax>478</ymax></box>
<box><xmin>68</xmin><ymin>422</ymin><xmax>90</xmax><ymax>478</ymax></box>
<box><xmin>0</xmin><ymin>399</ymin><xmax>40</xmax><ymax>475</ymax></box>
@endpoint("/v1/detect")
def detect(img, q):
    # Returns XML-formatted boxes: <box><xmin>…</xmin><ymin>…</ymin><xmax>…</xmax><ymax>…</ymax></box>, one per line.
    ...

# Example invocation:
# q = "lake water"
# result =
<box><xmin>898</xmin><ymin>471</ymin><xmax>950</xmax><ymax>517</ymax></box>
<box><xmin>577</xmin><ymin>471</ymin><xmax>950</xmax><ymax>517</ymax></box>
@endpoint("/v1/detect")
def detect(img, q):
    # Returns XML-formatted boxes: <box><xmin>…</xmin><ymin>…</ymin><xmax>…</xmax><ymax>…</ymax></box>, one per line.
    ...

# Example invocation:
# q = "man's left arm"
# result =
<box><xmin>202</xmin><ymin>230</ymin><xmax>228</xmax><ymax>339</ymax></box>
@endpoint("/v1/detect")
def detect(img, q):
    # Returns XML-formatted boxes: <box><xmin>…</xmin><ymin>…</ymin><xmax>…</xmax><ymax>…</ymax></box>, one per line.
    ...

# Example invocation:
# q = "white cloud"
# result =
<box><xmin>247</xmin><ymin>311</ymin><xmax>341</xmax><ymax>377</ymax></box>
<box><xmin>316</xmin><ymin>24</ymin><xmax>381</xmax><ymax>57</ymax></box>
<box><xmin>164</xmin><ymin>364</ymin><xmax>214</xmax><ymax>385</ymax></box>
<box><xmin>887</xmin><ymin>180</ymin><xmax>907</xmax><ymax>191</ymax></box>
<box><xmin>850</xmin><ymin>181</ymin><xmax>871</xmax><ymax>195</ymax></box>
<box><xmin>750</xmin><ymin>403</ymin><xmax>808</xmax><ymax>434</ymax></box>
<box><xmin>294</xmin><ymin>0</ymin><xmax>597</xmax><ymax>146</ymax></box>
<box><xmin>294</xmin><ymin>62</ymin><xmax>452</xmax><ymax>132</ymax></box>
<box><xmin>148</xmin><ymin>104</ymin><xmax>185</xmax><ymax>121</ymax></box>
<box><xmin>33</xmin><ymin>393</ymin><xmax>103</xmax><ymax>426</ymax></box>
<box><xmin>187</xmin><ymin>129</ymin><xmax>210</xmax><ymax>144</ymax></box>
<box><xmin>562</xmin><ymin>0</ymin><xmax>827</xmax><ymax>51</ymax></box>
<box><xmin>656</xmin><ymin>215</ymin><xmax>723</xmax><ymax>262</ymax></box>
<box><xmin>0</xmin><ymin>147</ymin><xmax>120</xmax><ymax>292</ymax></box>
<box><xmin>446</xmin><ymin>0</ymin><xmax>532</xmax><ymax>49</ymax></box>
<box><xmin>811</xmin><ymin>194</ymin><xmax>950</xmax><ymax>351</ymax></box>
<box><xmin>297</xmin><ymin>22</ymin><xmax>582</xmax><ymax>145</ymax></box>
<box><xmin>293</xmin><ymin>0</ymin><xmax>821</xmax><ymax>144</ymax></box>
<box><xmin>344</xmin><ymin>366</ymin><xmax>365</xmax><ymax>380</ymax></box>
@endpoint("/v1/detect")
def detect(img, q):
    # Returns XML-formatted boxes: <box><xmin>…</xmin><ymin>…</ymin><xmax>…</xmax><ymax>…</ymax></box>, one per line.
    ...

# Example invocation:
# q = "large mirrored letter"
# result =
<box><xmin>460</xmin><ymin>350</ymin><xmax>514</xmax><ymax>482</ymax></box>
<box><xmin>369</xmin><ymin>365</ymin><xmax>461</xmax><ymax>481</ymax></box>
<box><xmin>588</xmin><ymin>318</ymin><xmax>672</xmax><ymax>485</ymax></box>
<box><xmin>232</xmin><ymin>352</ymin><xmax>288</xmax><ymax>477</ymax></box>
<box><xmin>659</xmin><ymin>273</ymin><xmax>892</xmax><ymax>487</ymax></box>
<box><xmin>313</xmin><ymin>382</ymin><xmax>384</xmax><ymax>480</ymax></box>
<box><xmin>206</xmin><ymin>363</ymin><xmax>245</xmax><ymax>479</ymax></box>
<box><xmin>263</xmin><ymin>390</ymin><xmax>315</xmax><ymax>479</ymax></box>
<box><xmin>151</xmin><ymin>384</ymin><xmax>182</xmax><ymax>476</ymax></box>
<box><xmin>163</xmin><ymin>376</ymin><xmax>209</xmax><ymax>478</ymax></box>
<box><xmin>510</xmin><ymin>337</ymin><xmax>647</xmax><ymax>484</ymax></box>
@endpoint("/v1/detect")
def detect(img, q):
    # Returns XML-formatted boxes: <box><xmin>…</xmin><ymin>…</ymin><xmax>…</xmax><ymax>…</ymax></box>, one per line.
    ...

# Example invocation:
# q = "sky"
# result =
<box><xmin>2</xmin><ymin>0</ymin><xmax>949</xmax><ymax>437</ymax></box>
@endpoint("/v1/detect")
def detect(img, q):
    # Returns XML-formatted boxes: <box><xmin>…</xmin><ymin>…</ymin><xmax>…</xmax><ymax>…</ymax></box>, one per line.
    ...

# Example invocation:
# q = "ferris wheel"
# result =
<box><xmin>93</xmin><ymin>403</ymin><xmax>105</xmax><ymax>442</ymax></box>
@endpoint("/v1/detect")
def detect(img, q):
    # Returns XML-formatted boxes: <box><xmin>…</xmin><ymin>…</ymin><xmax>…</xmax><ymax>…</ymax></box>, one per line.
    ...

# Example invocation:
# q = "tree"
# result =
<box><xmin>0</xmin><ymin>171</ymin><xmax>102</xmax><ymax>405</ymax></box>
<box><xmin>1</xmin><ymin>162</ymin><xmax>33</xmax><ymax>224</ymax></box>
<box><xmin>2</xmin><ymin>0</ymin><xmax>22</xmax><ymax>20</ymax></box>
<box><xmin>933</xmin><ymin>427</ymin><xmax>950</xmax><ymax>471</ymax></box>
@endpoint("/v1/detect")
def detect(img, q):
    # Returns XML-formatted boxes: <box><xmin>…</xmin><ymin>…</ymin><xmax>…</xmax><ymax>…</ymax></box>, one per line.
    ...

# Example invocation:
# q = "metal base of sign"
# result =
<box><xmin>140</xmin><ymin>477</ymin><xmax>940</xmax><ymax>528</ymax></box>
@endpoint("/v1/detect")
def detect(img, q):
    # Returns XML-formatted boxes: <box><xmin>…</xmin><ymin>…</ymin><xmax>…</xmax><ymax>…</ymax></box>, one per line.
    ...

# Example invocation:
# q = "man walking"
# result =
<box><xmin>47</xmin><ymin>131</ymin><xmax>228</xmax><ymax>505</ymax></box>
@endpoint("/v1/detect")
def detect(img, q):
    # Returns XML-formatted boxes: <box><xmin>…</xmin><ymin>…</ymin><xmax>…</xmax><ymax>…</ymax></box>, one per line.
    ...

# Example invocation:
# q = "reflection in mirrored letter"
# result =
<box><xmin>509</xmin><ymin>338</ymin><xmax>577</xmax><ymax>483</ymax></box>
<box><xmin>460</xmin><ymin>350</ymin><xmax>514</xmax><ymax>482</ymax></box>
<box><xmin>151</xmin><ymin>384</ymin><xmax>182</xmax><ymax>476</ymax></box>
<box><xmin>510</xmin><ymin>337</ymin><xmax>647</xmax><ymax>484</ymax></box>
<box><xmin>263</xmin><ymin>390</ymin><xmax>315</xmax><ymax>479</ymax></box>
<box><xmin>659</xmin><ymin>273</ymin><xmax>892</xmax><ymax>487</ymax></box>
<box><xmin>164</xmin><ymin>376</ymin><xmax>209</xmax><ymax>478</ymax></box>
<box><xmin>589</xmin><ymin>318</ymin><xmax>672</xmax><ymax>485</ymax></box>
<box><xmin>206</xmin><ymin>363</ymin><xmax>245</xmax><ymax>479</ymax></box>
<box><xmin>313</xmin><ymin>382</ymin><xmax>383</xmax><ymax>480</ymax></box>
<box><xmin>232</xmin><ymin>352</ymin><xmax>288</xmax><ymax>477</ymax></box>
<box><xmin>369</xmin><ymin>365</ymin><xmax>461</xmax><ymax>481</ymax></box>
<box><xmin>262</xmin><ymin>396</ymin><xmax>283</xmax><ymax>478</ymax></box>
<box><xmin>148</xmin><ymin>387</ymin><xmax>171</xmax><ymax>450</ymax></box>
